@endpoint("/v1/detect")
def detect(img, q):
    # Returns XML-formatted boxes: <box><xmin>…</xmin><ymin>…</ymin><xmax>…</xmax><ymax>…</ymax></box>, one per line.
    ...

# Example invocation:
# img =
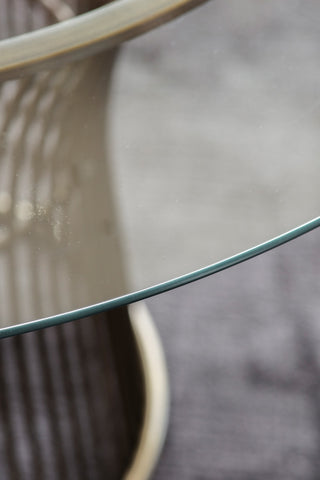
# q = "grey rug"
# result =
<box><xmin>0</xmin><ymin>225</ymin><xmax>318</xmax><ymax>480</ymax></box>
<box><xmin>1</xmin><ymin>1</ymin><xmax>319</xmax><ymax>478</ymax></box>
<box><xmin>149</xmin><ymin>226</ymin><xmax>320</xmax><ymax>480</ymax></box>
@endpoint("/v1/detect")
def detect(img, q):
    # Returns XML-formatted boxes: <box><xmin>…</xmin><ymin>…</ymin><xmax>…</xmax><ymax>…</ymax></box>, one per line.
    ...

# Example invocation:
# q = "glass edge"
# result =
<box><xmin>1</xmin><ymin>215</ymin><xmax>319</xmax><ymax>338</ymax></box>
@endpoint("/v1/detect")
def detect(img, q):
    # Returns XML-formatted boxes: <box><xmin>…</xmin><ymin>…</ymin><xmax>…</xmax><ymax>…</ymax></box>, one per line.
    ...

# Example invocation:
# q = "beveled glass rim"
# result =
<box><xmin>0</xmin><ymin>0</ymin><xmax>207</xmax><ymax>80</ymax></box>
<box><xmin>1</xmin><ymin>216</ymin><xmax>319</xmax><ymax>338</ymax></box>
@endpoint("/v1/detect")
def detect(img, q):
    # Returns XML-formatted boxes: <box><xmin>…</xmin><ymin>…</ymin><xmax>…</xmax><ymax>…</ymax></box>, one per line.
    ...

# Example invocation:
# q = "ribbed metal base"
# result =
<box><xmin>0</xmin><ymin>304</ymin><xmax>169</xmax><ymax>480</ymax></box>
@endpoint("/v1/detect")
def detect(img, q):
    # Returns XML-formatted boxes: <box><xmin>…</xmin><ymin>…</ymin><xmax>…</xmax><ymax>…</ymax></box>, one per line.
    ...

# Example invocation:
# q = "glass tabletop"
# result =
<box><xmin>0</xmin><ymin>0</ymin><xmax>319</xmax><ymax>337</ymax></box>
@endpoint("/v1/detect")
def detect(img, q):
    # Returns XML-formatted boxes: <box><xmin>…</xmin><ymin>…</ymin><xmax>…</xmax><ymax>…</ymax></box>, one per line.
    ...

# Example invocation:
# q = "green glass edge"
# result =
<box><xmin>1</xmin><ymin>215</ymin><xmax>319</xmax><ymax>338</ymax></box>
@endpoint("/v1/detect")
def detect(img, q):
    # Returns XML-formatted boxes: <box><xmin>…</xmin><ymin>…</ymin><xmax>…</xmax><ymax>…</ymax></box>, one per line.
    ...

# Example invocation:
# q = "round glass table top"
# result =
<box><xmin>0</xmin><ymin>0</ymin><xmax>319</xmax><ymax>337</ymax></box>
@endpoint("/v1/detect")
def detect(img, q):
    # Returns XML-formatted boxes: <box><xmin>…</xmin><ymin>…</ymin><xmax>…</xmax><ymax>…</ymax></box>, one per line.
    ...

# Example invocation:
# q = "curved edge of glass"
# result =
<box><xmin>1</xmin><ymin>216</ymin><xmax>319</xmax><ymax>338</ymax></box>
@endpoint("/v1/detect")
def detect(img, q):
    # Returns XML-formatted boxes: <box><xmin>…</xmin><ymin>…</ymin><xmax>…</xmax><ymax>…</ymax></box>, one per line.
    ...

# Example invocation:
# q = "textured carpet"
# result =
<box><xmin>1</xmin><ymin>226</ymin><xmax>319</xmax><ymax>480</ymax></box>
<box><xmin>111</xmin><ymin>4</ymin><xmax>320</xmax><ymax>476</ymax></box>
<box><xmin>148</xmin><ymin>227</ymin><xmax>320</xmax><ymax>480</ymax></box>
<box><xmin>1</xmin><ymin>1</ymin><xmax>319</xmax><ymax>478</ymax></box>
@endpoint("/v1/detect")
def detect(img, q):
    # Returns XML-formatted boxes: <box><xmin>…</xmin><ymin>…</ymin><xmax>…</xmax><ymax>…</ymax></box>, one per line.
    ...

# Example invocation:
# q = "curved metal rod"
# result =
<box><xmin>1</xmin><ymin>215</ymin><xmax>320</xmax><ymax>338</ymax></box>
<box><xmin>0</xmin><ymin>0</ymin><xmax>208</xmax><ymax>79</ymax></box>
<box><xmin>125</xmin><ymin>303</ymin><xmax>169</xmax><ymax>480</ymax></box>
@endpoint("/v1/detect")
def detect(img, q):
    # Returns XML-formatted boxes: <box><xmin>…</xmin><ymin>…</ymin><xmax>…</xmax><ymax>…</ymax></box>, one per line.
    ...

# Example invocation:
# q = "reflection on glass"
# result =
<box><xmin>0</xmin><ymin>0</ymin><xmax>319</xmax><ymax>330</ymax></box>
<box><xmin>112</xmin><ymin>0</ymin><xmax>320</xmax><ymax>290</ymax></box>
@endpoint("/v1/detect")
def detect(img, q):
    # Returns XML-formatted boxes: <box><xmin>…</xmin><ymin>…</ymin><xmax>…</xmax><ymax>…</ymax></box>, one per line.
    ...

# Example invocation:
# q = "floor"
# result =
<box><xmin>1</xmin><ymin>1</ymin><xmax>319</xmax><ymax>478</ymax></box>
<box><xmin>149</xmin><ymin>228</ymin><xmax>320</xmax><ymax>479</ymax></box>
<box><xmin>110</xmin><ymin>1</ymin><xmax>320</xmax><ymax>478</ymax></box>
